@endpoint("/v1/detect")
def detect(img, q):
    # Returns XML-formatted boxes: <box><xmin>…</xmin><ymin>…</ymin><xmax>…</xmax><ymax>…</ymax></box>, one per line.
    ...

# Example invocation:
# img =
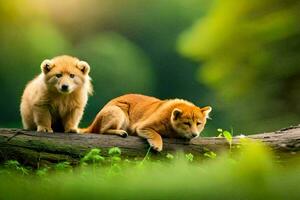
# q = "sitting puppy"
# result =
<box><xmin>20</xmin><ymin>55</ymin><xmax>93</xmax><ymax>133</ymax></box>
<box><xmin>81</xmin><ymin>94</ymin><xmax>211</xmax><ymax>151</ymax></box>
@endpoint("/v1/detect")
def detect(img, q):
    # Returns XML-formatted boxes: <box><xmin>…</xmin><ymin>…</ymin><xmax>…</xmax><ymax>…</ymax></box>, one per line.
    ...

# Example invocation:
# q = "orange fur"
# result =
<box><xmin>82</xmin><ymin>94</ymin><xmax>212</xmax><ymax>151</ymax></box>
<box><xmin>20</xmin><ymin>55</ymin><xmax>93</xmax><ymax>133</ymax></box>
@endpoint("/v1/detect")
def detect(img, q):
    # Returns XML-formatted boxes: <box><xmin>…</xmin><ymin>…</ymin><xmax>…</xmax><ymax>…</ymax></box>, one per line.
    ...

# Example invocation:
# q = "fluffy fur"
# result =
<box><xmin>81</xmin><ymin>94</ymin><xmax>212</xmax><ymax>151</ymax></box>
<box><xmin>20</xmin><ymin>55</ymin><xmax>93</xmax><ymax>133</ymax></box>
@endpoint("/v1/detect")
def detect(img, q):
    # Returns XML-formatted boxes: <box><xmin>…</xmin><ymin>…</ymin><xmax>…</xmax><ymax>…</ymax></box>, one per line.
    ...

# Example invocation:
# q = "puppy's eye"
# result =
<box><xmin>70</xmin><ymin>74</ymin><xmax>75</xmax><ymax>78</ymax></box>
<box><xmin>56</xmin><ymin>74</ymin><xmax>62</xmax><ymax>78</ymax></box>
<box><xmin>197</xmin><ymin>122</ymin><xmax>202</xmax><ymax>126</ymax></box>
<box><xmin>183</xmin><ymin>122</ymin><xmax>191</xmax><ymax>127</ymax></box>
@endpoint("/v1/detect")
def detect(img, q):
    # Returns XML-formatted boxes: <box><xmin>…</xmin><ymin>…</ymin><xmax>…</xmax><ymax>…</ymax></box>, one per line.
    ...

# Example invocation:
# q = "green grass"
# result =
<box><xmin>0</xmin><ymin>139</ymin><xmax>299</xmax><ymax>200</ymax></box>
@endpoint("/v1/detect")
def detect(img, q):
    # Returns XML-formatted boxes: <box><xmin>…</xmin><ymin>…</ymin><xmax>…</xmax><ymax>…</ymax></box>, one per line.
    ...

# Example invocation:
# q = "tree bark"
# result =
<box><xmin>0</xmin><ymin>126</ymin><xmax>299</xmax><ymax>167</ymax></box>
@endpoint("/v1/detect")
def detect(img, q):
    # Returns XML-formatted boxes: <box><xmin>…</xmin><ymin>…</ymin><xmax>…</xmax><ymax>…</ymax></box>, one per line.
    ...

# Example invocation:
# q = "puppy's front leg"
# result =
<box><xmin>33</xmin><ymin>105</ymin><xmax>53</xmax><ymax>133</ymax></box>
<box><xmin>63</xmin><ymin>107</ymin><xmax>84</xmax><ymax>133</ymax></box>
<box><xmin>136</xmin><ymin>127</ymin><xmax>163</xmax><ymax>152</ymax></box>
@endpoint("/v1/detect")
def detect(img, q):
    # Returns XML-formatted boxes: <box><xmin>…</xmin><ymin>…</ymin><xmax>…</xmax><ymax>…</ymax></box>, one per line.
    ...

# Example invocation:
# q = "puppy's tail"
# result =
<box><xmin>78</xmin><ymin>114</ymin><xmax>103</xmax><ymax>134</ymax></box>
<box><xmin>78</xmin><ymin>127</ymin><xmax>92</xmax><ymax>134</ymax></box>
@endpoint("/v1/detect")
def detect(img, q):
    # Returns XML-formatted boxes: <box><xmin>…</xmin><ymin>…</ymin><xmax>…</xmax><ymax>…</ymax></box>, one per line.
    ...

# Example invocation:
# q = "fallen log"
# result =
<box><xmin>0</xmin><ymin>126</ymin><xmax>299</xmax><ymax>167</ymax></box>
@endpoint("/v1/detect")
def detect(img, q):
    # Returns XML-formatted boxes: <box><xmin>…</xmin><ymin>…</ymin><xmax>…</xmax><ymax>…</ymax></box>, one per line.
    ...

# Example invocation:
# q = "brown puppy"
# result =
<box><xmin>81</xmin><ymin>94</ymin><xmax>211</xmax><ymax>151</ymax></box>
<box><xmin>20</xmin><ymin>55</ymin><xmax>93</xmax><ymax>133</ymax></box>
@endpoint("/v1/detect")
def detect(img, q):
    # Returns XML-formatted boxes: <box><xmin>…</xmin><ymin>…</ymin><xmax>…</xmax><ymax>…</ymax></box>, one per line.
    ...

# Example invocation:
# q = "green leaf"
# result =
<box><xmin>55</xmin><ymin>161</ymin><xmax>71</xmax><ymax>171</ymax></box>
<box><xmin>185</xmin><ymin>153</ymin><xmax>194</xmax><ymax>162</ymax></box>
<box><xmin>18</xmin><ymin>167</ymin><xmax>29</xmax><ymax>175</ymax></box>
<box><xmin>166</xmin><ymin>153</ymin><xmax>174</xmax><ymax>160</ymax></box>
<box><xmin>36</xmin><ymin>167</ymin><xmax>49</xmax><ymax>177</ymax></box>
<box><xmin>112</xmin><ymin>156</ymin><xmax>121</xmax><ymax>162</ymax></box>
<box><xmin>93</xmin><ymin>155</ymin><xmax>105</xmax><ymax>162</ymax></box>
<box><xmin>204</xmin><ymin>151</ymin><xmax>217</xmax><ymax>159</ymax></box>
<box><xmin>5</xmin><ymin>160</ymin><xmax>20</xmax><ymax>169</ymax></box>
<box><xmin>90</xmin><ymin>148</ymin><xmax>101</xmax><ymax>155</ymax></box>
<box><xmin>223</xmin><ymin>131</ymin><xmax>232</xmax><ymax>143</ymax></box>
<box><xmin>81</xmin><ymin>148</ymin><xmax>106</xmax><ymax>165</ymax></box>
<box><xmin>108</xmin><ymin>147</ymin><xmax>122</xmax><ymax>156</ymax></box>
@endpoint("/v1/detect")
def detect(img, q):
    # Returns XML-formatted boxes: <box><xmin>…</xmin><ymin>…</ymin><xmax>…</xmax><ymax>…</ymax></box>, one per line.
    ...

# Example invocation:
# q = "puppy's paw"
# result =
<box><xmin>148</xmin><ymin>139</ymin><xmax>163</xmax><ymax>152</ymax></box>
<box><xmin>119</xmin><ymin>130</ymin><xmax>128</xmax><ymax>138</ymax></box>
<box><xmin>37</xmin><ymin>126</ymin><xmax>53</xmax><ymax>133</ymax></box>
<box><xmin>65</xmin><ymin>128</ymin><xmax>78</xmax><ymax>133</ymax></box>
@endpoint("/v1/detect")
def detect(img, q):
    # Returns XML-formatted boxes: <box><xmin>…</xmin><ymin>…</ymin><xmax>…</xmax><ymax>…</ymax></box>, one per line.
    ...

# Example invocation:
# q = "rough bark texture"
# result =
<box><xmin>0</xmin><ymin>125</ymin><xmax>299</xmax><ymax>167</ymax></box>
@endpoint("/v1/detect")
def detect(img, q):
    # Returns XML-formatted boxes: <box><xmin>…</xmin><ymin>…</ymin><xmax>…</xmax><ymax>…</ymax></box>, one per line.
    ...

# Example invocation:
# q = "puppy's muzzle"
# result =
<box><xmin>61</xmin><ymin>84</ymin><xmax>69</xmax><ymax>92</ymax></box>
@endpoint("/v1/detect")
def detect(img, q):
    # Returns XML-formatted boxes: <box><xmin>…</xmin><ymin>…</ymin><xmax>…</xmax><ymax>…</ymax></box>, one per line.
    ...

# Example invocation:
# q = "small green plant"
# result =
<box><xmin>108</xmin><ymin>147</ymin><xmax>122</xmax><ymax>163</ymax></box>
<box><xmin>81</xmin><ymin>148</ymin><xmax>105</xmax><ymax>165</ymax></box>
<box><xmin>36</xmin><ymin>167</ymin><xmax>50</xmax><ymax>177</ymax></box>
<box><xmin>55</xmin><ymin>161</ymin><xmax>72</xmax><ymax>172</ymax></box>
<box><xmin>139</xmin><ymin>146</ymin><xmax>152</xmax><ymax>166</ymax></box>
<box><xmin>185</xmin><ymin>153</ymin><xmax>194</xmax><ymax>162</ymax></box>
<box><xmin>166</xmin><ymin>153</ymin><xmax>174</xmax><ymax>160</ymax></box>
<box><xmin>4</xmin><ymin>160</ymin><xmax>30</xmax><ymax>175</ymax></box>
<box><xmin>204</xmin><ymin>151</ymin><xmax>217</xmax><ymax>159</ymax></box>
<box><xmin>217</xmin><ymin>128</ymin><xmax>233</xmax><ymax>150</ymax></box>
<box><xmin>108</xmin><ymin>147</ymin><xmax>122</xmax><ymax>175</ymax></box>
<box><xmin>108</xmin><ymin>147</ymin><xmax>121</xmax><ymax>156</ymax></box>
<box><xmin>4</xmin><ymin>160</ymin><xmax>20</xmax><ymax>169</ymax></box>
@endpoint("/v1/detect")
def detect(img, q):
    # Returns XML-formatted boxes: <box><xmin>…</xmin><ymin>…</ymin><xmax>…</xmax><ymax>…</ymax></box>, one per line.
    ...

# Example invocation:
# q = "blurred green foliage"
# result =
<box><xmin>178</xmin><ymin>0</ymin><xmax>300</xmax><ymax>133</ymax></box>
<box><xmin>0</xmin><ymin>0</ymin><xmax>70</xmax><ymax>125</ymax></box>
<box><xmin>0</xmin><ymin>141</ymin><xmax>300</xmax><ymax>199</ymax></box>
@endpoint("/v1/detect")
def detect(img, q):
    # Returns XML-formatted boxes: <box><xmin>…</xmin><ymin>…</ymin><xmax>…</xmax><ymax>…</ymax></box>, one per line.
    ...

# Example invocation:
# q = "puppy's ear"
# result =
<box><xmin>77</xmin><ymin>61</ymin><xmax>90</xmax><ymax>75</ymax></box>
<box><xmin>201</xmin><ymin>106</ymin><xmax>212</xmax><ymax>119</ymax></box>
<box><xmin>172</xmin><ymin>108</ymin><xmax>182</xmax><ymax>120</ymax></box>
<box><xmin>41</xmin><ymin>59</ymin><xmax>53</xmax><ymax>74</ymax></box>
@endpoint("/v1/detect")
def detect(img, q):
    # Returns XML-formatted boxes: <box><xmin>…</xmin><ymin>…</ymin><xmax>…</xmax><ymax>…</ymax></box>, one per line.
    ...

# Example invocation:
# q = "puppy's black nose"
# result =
<box><xmin>192</xmin><ymin>133</ymin><xmax>198</xmax><ymax>137</ymax></box>
<box><xmin>61</xmin><ymin>84</ymin><xmax>69</xmax><ymax>91</ymax></box>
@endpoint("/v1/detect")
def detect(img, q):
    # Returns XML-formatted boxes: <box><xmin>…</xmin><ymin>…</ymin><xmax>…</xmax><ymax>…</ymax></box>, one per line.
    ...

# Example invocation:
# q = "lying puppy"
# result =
<box><xmin>81</xmin><ymin>94</ymin><xmax>211</xmax><ymax>151</ymax></box>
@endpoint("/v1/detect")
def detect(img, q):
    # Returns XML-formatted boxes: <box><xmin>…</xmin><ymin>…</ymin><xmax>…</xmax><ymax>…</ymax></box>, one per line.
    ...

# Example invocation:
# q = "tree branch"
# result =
<box><xmin>0</xmin><ymin>126</ymin><xmax>299</xmax><ymax>167</ymax></box>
